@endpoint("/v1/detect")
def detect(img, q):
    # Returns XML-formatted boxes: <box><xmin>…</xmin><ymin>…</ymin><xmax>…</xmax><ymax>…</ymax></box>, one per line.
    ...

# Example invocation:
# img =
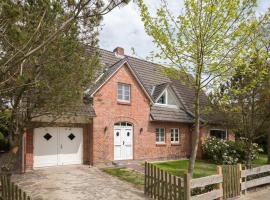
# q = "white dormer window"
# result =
<box><xmin>157</xmin><ymin>91</ymin><xmax>166</xmax><ymax>104</ymax></box>
<box><xmin>156</xmin><ymin>89</ymin><xmax>177</xmax><ymax>108</ymax></box>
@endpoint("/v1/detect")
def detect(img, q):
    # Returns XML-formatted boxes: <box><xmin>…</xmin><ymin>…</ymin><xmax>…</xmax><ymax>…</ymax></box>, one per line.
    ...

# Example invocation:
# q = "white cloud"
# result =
<box><xmin>100</xmin><ymin>0</ymin><xmax>270</xmax><ymax>59</ymax></box>
<box><xmin>99</xmin><ymin>2</ymin><xmax>154</xmax><ymax>58</ymax></box>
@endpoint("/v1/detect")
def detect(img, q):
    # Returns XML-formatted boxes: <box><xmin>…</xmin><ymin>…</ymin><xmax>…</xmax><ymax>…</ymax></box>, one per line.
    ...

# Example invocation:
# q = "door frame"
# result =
<box><xmin>113</xmin><ymin>122</ymin><xmax>134</xmax><ymax>160</ymax></box>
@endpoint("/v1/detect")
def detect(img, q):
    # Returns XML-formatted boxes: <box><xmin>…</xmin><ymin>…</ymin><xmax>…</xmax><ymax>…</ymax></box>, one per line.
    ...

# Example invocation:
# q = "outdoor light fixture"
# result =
<box><xmin>140</xmin><ymin>128</ymin><xmax>143</xmax><ymax>134</ymax></box>
<box><xmin>104</xmin><ymin>126</ymin><xmax>108</xmax><ymax>133</ymax></box>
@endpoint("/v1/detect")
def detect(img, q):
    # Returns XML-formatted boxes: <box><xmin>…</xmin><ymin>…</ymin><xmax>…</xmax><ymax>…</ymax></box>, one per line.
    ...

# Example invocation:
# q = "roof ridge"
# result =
<box><xmin>98</xmin><ymin>47</ymin><xmax>164</xmax><ymax>68</ymax></box>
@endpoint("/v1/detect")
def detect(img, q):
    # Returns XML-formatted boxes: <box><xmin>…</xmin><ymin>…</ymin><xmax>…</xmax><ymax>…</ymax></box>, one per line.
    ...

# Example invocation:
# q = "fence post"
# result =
<box><xmin>217</xmin><ymin>166</ymin><xmax>223</xmax><ymax>200</ymax></box>
<box><xmin>242</xmin><ymin>165</ymin><xmax>247</xmax><ymax>195</ymax></box>
<box><xmin>184</xmin><ymin>173</ymin><xmax>191</xmax><ymax>200</ymax></box>
<box><xmin>237</xmin><ymin>164</ymin><xmax>242</xmax><ymax>197</ymax></box>
<box><xmin>144</xmin><ymin>162</ymin><xmax>147</xmax><ymax>195</ymax></box>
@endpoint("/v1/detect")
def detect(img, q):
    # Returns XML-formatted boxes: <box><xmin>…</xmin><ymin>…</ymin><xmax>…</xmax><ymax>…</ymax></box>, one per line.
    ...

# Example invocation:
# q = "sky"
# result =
<box><xmin>99</xmin><ymin>0</ymin><xmax>270</xmax><ymax>59</ymax></box>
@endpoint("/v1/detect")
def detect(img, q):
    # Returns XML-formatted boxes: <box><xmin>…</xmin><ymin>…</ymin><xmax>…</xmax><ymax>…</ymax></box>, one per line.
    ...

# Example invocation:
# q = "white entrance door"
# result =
<box><xmin>33</xmin><ymin>127</ymin><xmax>83</xmax><ymax>168</ymax></box>
<box><xmin>114</xmin><ymin>122</ymin><xmax>133</xmax><ymax>160</ymax></box>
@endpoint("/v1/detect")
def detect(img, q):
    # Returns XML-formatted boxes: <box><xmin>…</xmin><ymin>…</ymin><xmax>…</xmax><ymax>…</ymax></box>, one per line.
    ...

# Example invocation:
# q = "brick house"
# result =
<box><xmin>23</xmin><ymin>47</ymin><xmax>232</xmax><ymax>171</ymax></box>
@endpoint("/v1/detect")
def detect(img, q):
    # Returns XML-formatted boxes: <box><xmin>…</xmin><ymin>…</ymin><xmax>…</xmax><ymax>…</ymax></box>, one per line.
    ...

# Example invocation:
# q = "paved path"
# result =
<box><xmin>239</xmin><ymin>188</ymin><xmax>270</xmax><ymax>200</ymax></box>
<box><xmin>12</xmin><ymin>165</ymin><xmax>149</xmax><ymax>200</ymax></box>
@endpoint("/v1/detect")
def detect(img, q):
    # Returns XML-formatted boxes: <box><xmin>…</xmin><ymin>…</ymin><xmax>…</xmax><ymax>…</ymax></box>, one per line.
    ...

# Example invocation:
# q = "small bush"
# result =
<box><xmin>0</xmin><ymin>132</ymin><xmax>9</xmax><ymax>152</ymax></box>
<box><xmin>202</xmin><ymin>137</ymin><xmax>263</xmax><ymax>165</ymax></box>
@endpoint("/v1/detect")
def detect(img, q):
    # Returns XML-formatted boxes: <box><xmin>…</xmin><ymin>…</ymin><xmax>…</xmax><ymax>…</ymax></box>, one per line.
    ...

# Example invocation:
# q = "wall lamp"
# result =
<box><xmin>140</xmin><ymin>128</ymin><xmax>143</xmax><ymax>134</ymax></box>
<box><xmin>104</xmin><ymin>126</ymin><xmax>108</xmax><ymax>133</ymax></box>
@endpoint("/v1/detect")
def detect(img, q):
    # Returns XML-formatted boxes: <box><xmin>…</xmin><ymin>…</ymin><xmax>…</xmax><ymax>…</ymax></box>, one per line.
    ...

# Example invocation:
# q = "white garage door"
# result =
<box><xmin>33</xmin><ymin>127</ymin><xmax>83</xmax><ymax>168</ymax></box>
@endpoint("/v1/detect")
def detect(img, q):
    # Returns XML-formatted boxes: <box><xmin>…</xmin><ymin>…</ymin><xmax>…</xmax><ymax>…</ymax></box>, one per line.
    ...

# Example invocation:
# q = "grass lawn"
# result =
<box><xmin>253</xmin><ymin>154</ymin><xmax>268</xmax><ymax>166</ymax></box>
<box><xmin>154</xmin><ymin>160</ymin><xmax>217</xmax><ymax>178</ymax></box>
<box><xmin>102</xmin><ymin>155</ymin><xmax>268</xmax><ymax>188</ymax></box>
<box><xmin>102</xmin><ymin>167</ymin><xmax>144</xmax><ymax>189</ymax></box>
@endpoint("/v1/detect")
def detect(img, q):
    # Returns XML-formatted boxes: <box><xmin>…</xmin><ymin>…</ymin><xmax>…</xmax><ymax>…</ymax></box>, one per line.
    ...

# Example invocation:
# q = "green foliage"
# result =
<box><xmin>202</xmin><ymin>137</ymin><xmax>263</xmax><ymax>165</ymax></box>
<box><xmin>136</xmin><ymin>0</ymin><xmax>261</xmax><ymax>174</ymax></box>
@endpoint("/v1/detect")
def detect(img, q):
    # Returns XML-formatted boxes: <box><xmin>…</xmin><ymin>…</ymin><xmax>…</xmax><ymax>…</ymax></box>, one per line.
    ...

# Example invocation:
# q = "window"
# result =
<box><xmin>156</xmin><ymin>89</ymin><xmax>177</xmax><ymax>108</ymax></box>
<box><xmin>156</xmin><ymin>128</ymin><xmax>165</xmax><ymax>144</ymax></box>
<box><xmin>210</xmin><ymin>129</ymin><xmax>227</xmax><ymax>140</ymax></box>
<box><xmin>171</xmin><ymin>128</ymin><xmax>179</xmax><ymax>143</ymax></box>
<box><xmin>157</xmin><ymin>91</ymin><xmax>167</xmax><ymax>104</ymax></box>
<box><xmin>117</xmin><ymin>83</ymin><xmax>130</xmax><ymax>102</ymax></box>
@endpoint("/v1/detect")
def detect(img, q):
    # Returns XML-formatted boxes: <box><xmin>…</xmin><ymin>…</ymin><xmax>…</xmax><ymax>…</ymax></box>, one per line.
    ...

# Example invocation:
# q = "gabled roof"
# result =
<box><xmin>87</xmin><ymin>47</ymin><xmax>211</xmax><ymax>123</ymax></box>
<box><xmin>88</xmin><ymin>57</ymin><xmax>154</xmax><ymax>103</ymax></box>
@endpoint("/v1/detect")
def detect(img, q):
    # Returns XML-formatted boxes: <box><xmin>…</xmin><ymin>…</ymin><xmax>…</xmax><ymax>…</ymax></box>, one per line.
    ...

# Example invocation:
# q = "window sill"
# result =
<box><xmin>117</xmin><ymin>101</ymin><xmax>131</xmax><ymax>105</ymax></box>
<box><xmin>171</xmin><ymin>143</ymin><xmax>180</xmax><ymax>146</ymax></box>
<box><xmin>156</xmin><ymin>143</ymin><xmax>166</xmax><ymax>146</ymax></box>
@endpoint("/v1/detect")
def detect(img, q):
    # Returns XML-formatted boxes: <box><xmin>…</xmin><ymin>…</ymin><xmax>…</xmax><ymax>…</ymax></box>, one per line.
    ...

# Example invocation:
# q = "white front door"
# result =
<box><xmin>33</xmin><ymin>127</ymin><xmax>83</xmax><ymax>168</ymax></box>
<box><xmin>114</xmin><ymin>122</ymin><xmax>133</xmax><ymax>160</ymax></box>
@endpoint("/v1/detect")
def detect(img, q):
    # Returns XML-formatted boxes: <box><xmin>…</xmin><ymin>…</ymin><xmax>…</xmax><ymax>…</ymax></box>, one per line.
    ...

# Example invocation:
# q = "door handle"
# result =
<box><xmin>123</xmin><ymin>141</ymin><xmax>125</xmax><ymax>145</ymax></box>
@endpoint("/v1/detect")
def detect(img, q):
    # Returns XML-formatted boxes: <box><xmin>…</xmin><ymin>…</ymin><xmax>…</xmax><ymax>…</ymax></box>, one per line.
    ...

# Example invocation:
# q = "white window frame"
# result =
<box><xmin>155</xmin><ymin>89</ymin><xmax>178</xmax><ymax>108</ymax></box>
<box><xmin>171</xmin><ymin>128</ymin><xmax>179</xmax><ymax>144</ymax></box>
<box><xmin>117</xmin><ymin>83</ymin><xmax>130</xmax><ymax>102</ymax></box>
<box><xmin>156</xmin><ymin>128</ymin><xmax>166</xmax><ymax>144</ymax></box>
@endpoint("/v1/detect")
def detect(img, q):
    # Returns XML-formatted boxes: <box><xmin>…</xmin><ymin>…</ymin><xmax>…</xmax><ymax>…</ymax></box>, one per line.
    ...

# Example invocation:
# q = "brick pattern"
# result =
<box><xmin>92</xmin><ymin>63</ymin><xmax>193</xmax><ymax>164</ymax></box>
<box><xmin>25</xmin><ymin>129</ymin><xmax>34</xmax><ymax>170</ymax></box>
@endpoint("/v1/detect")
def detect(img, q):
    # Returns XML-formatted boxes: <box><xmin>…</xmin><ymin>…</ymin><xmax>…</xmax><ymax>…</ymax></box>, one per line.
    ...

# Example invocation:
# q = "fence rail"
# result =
<box><xmin>241</xmin><ymin>164</ymin><xmax>270</xmax><ymax>191</ymax></box>
<box><xmin>0</xmin><ymin>175</ymin><xmax>32</xmax><ymax>200</ymax></box>
<box><xmin>144</xmin><ymin>162</ymin><xmax>270</xmax><ymax>200</ymax></box>
<box><xmin>144</xmin><ymin>162</ymin><xmax>184</xmax><ymax>200</ymax></box>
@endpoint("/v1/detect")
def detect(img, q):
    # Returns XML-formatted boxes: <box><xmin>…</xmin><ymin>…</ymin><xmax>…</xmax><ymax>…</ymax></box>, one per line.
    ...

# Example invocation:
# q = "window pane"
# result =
<box><xmin>118</xmin><ymin>83</ymin><xmax>130</xmax><ymax>101</ymax></box>
<box><xmin>157</xmin><ymin>94</ymin><xmax>166</xmax><ymax>104</ymax></box>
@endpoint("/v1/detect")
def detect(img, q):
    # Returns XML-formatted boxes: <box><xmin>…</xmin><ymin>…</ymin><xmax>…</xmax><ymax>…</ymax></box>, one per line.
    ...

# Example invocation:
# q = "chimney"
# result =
<box><xmin>113</xmin><ymin>47</ymin><xmax>125</xmax><ymax>58</ymax></box>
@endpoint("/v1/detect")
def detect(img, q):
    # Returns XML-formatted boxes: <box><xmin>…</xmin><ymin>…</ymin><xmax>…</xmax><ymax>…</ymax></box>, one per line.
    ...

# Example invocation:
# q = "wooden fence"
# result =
<box><xmin>0</xmin><ymin>175</ymin><xmax>32</xmax><ymax>200</ymax></box>
<box><xmin>186</xmin><ymin>166</ymin><xmax>223</xmax><ymax>200</ymax></box>
<box><xmin>145</xmin><ymin>162</ymin><xmax>270</xmax><ymax>200</ymax></box>
<box><xmin>144</xmin><ymin>162</ymin><xmax>184</xmax><ymax>200</ymax></box>
<box><xmin>222</xmin><ymin>164</ymin><xmax>241</xmax><ymax>199</ymax></box>
<box><xmin>241</xmin><ymin>164</ymin><xmax>270</xmax><ymax>193</ymax></box>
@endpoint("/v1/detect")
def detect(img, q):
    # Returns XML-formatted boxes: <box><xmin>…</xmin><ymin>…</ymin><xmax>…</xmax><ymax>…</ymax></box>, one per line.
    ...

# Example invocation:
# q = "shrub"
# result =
<box><xmin>0</xmin><ymin>132</ymin><xmax>9</xmax><ymax>152</ymax></box>
<box><xmin>202</xmin><ymin>137</ymin><xmax>263</xmax><ymax>165</ymax></box>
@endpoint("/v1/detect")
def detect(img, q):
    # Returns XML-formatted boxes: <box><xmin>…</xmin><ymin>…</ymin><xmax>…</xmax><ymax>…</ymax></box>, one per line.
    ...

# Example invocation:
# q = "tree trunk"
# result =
<box><xmin>267</xmin><ymin>124</ymin><xmax>270</xmax><ymax>164</ymax></box>
<box><xmin>188</xmin><ymin>88</ymin><xmax>200</xmax><ymax>177</ymax></box>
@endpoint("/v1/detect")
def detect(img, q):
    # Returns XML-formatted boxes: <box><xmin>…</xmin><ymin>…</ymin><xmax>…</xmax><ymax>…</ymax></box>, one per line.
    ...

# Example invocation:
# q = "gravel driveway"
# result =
<box><xmin>12</xmin><ymin>165</ymin><xmax>149</xmax><ymax>200</ymax></box>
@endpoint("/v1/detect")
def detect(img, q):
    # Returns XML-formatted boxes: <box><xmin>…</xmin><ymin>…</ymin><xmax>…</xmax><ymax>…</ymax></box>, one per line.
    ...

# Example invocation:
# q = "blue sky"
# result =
<box><xmin>100</xmin><ymin>0</ymin><xmax>270</xmax><ymax>59</ymax></box>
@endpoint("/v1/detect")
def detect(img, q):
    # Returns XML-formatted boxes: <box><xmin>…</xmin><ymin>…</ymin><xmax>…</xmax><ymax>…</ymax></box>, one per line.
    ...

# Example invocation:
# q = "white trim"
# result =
<box><xmin>117</xmin><ymin>83</ymin><xmax>130</xmax><ymax>102</ymax></box>
<box><xmin>155</xmin><ymin>128</ymin><xmax>166</xmax><ymax>144</ymax></box>
<box><xmin>90</xmin><ymin>60</ymin><xmax>154</xmax><ymax>104</ymax></box>
<box><xmin>155</xmin><ymin>88</ymin><xmax>178</xmax><ymax>108</ymax></box>
<box><xmin>170</xmin><ymin>128</ymin><xmax>180</xmax><ymax>144</ymax></box>
<box><xmin>154</xmin><ymin>103</ymin><xmax>178</xmax><ymax>109</ymax></box>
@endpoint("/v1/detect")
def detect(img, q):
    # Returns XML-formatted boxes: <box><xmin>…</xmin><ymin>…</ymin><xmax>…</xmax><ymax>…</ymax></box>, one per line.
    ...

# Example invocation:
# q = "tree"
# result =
<box><xmin>214</xmin><ymin>60</ymin><xmax>270</xmax><ymax>167</ymax></box>
<box><xmin>0</xmin><ymin>0</ymin><xmax>129</xmax><ymax>170</ymax></box>
<box><xmin>212</xmin><ymin>14</ymin><xmax>270</xmax><ymax>166</ymax></box>
<box><xmin>136</xmin><ymin>0</ymin><xmax>259</xmax><ymax>175</ymax></box>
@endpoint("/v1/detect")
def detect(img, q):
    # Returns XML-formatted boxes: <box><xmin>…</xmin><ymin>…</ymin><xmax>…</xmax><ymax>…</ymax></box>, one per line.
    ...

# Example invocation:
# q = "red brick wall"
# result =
<box><xmin>25</xmin><ymin>129</ymin><xmax>34</xmax><ymax>170</ymax></box>
<box><xmin>92</xmin><ymin>63</ymin><xmax>192</xmax><ymax>163</ymax></box>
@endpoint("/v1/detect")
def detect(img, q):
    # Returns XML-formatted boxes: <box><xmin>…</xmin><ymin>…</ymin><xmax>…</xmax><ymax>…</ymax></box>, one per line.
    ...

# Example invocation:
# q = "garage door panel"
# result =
<box><xmin>59</xmin><ymin>127</ymin><xmax>83</xmax><ymax>165</ymax></box>
<box><xmin>33</xmin><ymin>127</ymin><xmax>58</xmax><ymax>168</ymax></box>
<box><xmin>33</xmin><ymin>127</ymin><xmax>83</xmax><ymax>168</ymax></box>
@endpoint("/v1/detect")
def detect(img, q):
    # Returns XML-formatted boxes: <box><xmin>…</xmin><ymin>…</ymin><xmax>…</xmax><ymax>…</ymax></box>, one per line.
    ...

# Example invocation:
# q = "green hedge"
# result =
<box><xmin>202</xmin><ymin>137</ymin><xmax>263</xmax><ymax>165</ymax></box>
